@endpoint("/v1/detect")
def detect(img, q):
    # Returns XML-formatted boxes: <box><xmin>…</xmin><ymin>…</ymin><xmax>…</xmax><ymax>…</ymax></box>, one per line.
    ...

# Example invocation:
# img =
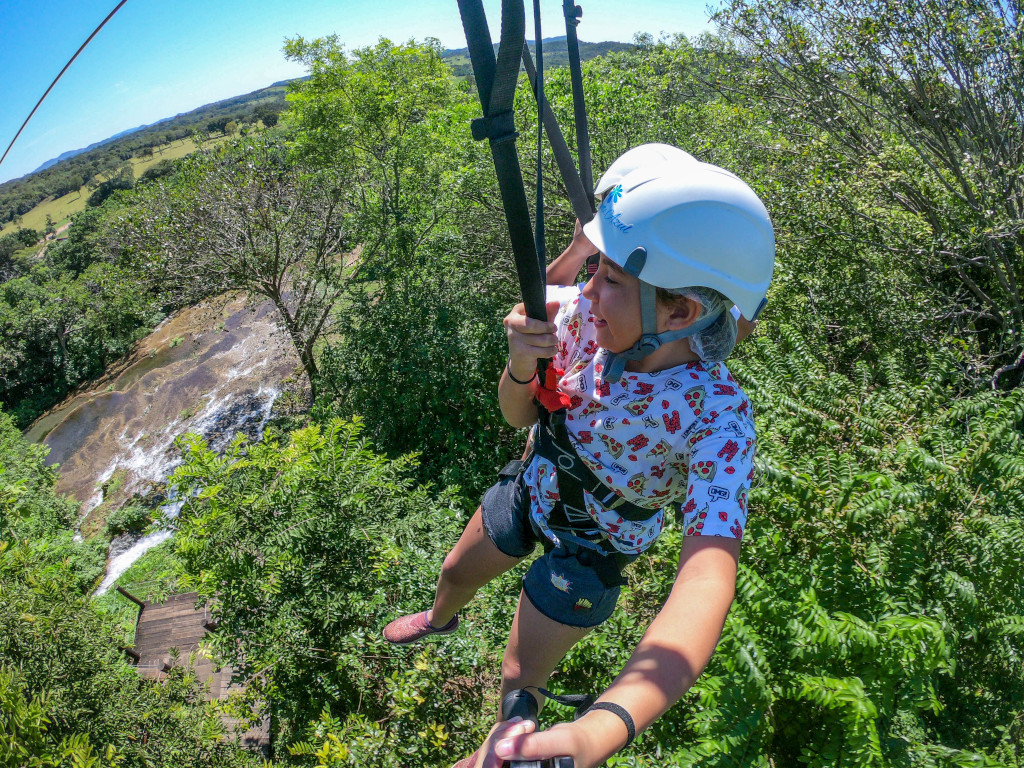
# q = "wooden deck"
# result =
<box><xmin>125</xmin><ymin>590</ymin><xmax>270</xmax><ymax>753</ymax></box>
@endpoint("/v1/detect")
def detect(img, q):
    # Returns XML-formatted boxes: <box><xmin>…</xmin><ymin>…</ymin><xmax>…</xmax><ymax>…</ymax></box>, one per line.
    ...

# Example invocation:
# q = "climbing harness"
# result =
<box><xmin>457</xmin><ymin>0</ymin><xmax>643</xmax><ymax>541</ymax></box>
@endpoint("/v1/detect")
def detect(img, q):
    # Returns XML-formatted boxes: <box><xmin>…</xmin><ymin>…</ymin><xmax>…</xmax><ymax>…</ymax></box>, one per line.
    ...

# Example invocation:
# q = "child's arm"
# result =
<box><xmin>499</xmin><ymin>300</ymin><xmax>562</xmax><ymax>429</ymax></box>
<box><xmin>478</xmin><ymin>535</ymin><xmax>740</xmax><ymax>768</ymax></box>
<box><xmin>737</xmin><ymin>315</ymin><xmax>757</xmax><ymax>342</ymax></box>
<box><xmin>545</xmin><ymin>220</ymin><xmax>597</xmax><ymax>287</ymax></box>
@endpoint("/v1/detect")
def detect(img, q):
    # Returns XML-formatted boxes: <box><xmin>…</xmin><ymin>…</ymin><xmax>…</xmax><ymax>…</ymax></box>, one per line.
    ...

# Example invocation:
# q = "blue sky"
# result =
<box><xmin>0</xmin><ymin>0</ymin><xmax>716</xmax><ymax>184</ymax></box>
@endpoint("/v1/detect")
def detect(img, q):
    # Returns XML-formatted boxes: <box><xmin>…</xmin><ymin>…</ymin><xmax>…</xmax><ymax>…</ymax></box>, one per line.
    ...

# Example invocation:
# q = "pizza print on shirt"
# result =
<box><xmin>524</xmin><ymin>285</ymin><xmax>757</xmax><ymax>554</ymax></box>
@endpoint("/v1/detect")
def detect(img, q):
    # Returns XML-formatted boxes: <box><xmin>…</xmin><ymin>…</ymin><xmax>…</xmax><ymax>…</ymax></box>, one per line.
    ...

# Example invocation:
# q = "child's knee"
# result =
<box><xmin>501</xmin><ymin>646</ymin><xmax>547</xmax><ymax>689</ymax></box>
<box><xmin>500</xmin><ymin>650</ymin><xmax>528</xmax><ymax>688</ymax></box>
<box><xmin>440</xmin><ymin>549</ymin><xmax>476</xmax><ymax>590</ymax></box>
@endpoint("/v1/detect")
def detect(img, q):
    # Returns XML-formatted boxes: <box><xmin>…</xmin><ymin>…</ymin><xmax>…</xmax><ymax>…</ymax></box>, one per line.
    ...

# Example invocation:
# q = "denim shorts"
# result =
<box><xmin>480</xmin><ymin>461</ymin><xmax>627</xmax><ymax>628</ymax></box>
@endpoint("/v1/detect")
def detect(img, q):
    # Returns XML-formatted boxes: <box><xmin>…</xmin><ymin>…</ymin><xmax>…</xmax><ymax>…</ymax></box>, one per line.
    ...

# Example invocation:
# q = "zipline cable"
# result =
<box><xmin>0</xmin><ymin>0</ymin><xmax>130</xmax><ymax>171</ymax></box>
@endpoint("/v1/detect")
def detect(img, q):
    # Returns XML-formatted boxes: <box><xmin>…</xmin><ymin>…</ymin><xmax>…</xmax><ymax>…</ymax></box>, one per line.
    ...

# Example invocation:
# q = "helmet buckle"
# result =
<box><xmin>638</xmin><ymin>335</ymin><xmax>661</xmax><ymax>353</ymax></box>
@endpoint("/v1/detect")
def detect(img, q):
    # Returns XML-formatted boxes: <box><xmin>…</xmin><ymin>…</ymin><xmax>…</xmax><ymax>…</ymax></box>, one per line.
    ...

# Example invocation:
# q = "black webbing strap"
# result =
<box><xmin>521</xmin><ymin>47</ymin><xmax>595</xmax><ymax>225</ymax></box>
<box><xmin>505</xmin><ymin>686</ymin><xmax>598</xmax><ymax>720</ymax></box>
<box><xmin>561</xmin><ymin>0</ymin><xmax>594</xmax><ymax>198</ymax></box>
<box><xmin>533</xmin><ymin>1</ymin><xmax>546</xmax><ymax>271</ymax></box>
<box><xmin>458</xmin><ymin>0</ymin><xmax>548</xmax><ymax>324</ymax></box>
<box><xmin>534</xmin><ymin>416</ymin><xmax>656</xmax><ymax>523</ymax></box>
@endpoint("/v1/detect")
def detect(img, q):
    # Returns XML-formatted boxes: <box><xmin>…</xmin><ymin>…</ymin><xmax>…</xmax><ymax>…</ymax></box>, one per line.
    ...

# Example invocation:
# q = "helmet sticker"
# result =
<box><xmin>601</xmin><ymin>185</ymin><xmax>633</xmax><ymax>233</ymax></box>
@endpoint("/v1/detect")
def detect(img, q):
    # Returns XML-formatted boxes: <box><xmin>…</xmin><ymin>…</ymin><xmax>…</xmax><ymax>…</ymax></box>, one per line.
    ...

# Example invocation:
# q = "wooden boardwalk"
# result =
<box><xmin>124</xmin><ymin>590</ymin><xmax>270</xmax><ymax>753</ymax></box>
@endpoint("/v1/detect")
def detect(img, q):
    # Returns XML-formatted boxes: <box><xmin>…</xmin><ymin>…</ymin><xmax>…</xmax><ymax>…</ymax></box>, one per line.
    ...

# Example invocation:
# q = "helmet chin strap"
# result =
<box><xmin>597</xmin><ymin>282</ymin><xmax>722</xmax><ymax>384</ymax></box>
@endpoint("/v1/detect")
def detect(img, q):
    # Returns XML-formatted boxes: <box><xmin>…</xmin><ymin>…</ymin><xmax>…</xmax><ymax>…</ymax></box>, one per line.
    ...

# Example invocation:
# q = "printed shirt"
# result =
<box><xmin>523</xmin><ymin>285</ymin><xmax>756</xmax><ymax>555</ymax></box>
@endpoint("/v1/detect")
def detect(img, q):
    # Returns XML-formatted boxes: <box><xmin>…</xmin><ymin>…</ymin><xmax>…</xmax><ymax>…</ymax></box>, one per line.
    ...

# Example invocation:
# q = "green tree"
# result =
<box><xmin>0</xmin><ymin>410</ymin><xmax>259</xmax><ymax>767</ymax></box>
<box><xmin>715</xmin><ymin>0</ymin><xmax>1024</xmax><ymax>387</ymax></box>
<box><xmin>253</xmin><ymin>104</ymin><xmax>280</xmax><ymax>128</ymax></box>
<box><xmin>166</xmin><ymin>419</ymin><xmax>481</xmax><ymax>748</ymax></box>
<box><xmin>123</xmin><ymin>137</ymin><xmax>351</xmax><ymax>401</ymax></box>
<box><xmin>0</xmin><ymin>667</ymin><xmax>114</xmax><ymax>768</ymax></box>
<box><xmin>285</xmin><ymin>37</ymin><xmax>521</xmax><ymax>491</ymax></box>
<box><xmin>284</xmin><ymin>37</ymin><xmax>473</xmax><ymax>275</ymax></box>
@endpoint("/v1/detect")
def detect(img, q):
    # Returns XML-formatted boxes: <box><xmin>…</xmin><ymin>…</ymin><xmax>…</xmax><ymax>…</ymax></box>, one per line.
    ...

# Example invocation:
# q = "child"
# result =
<box><xmin>384</xmin><ymin>147</ymin><xmax>774</xmax><ymax>768</ymax></box>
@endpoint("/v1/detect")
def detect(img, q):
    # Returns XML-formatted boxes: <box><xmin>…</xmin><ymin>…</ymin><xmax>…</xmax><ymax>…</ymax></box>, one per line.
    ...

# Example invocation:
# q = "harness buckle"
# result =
<box><xmin>471</xmin><ymin>112</ymin><xmax>518</xmax><ymax>144</ymax></box>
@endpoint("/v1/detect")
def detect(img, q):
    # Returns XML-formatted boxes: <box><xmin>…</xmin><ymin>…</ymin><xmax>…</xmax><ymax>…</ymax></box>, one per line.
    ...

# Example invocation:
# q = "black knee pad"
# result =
<box><xmin>501</xmin><ymin>688</ymin><xmax>540</xmax><ymax>725</ymax></box>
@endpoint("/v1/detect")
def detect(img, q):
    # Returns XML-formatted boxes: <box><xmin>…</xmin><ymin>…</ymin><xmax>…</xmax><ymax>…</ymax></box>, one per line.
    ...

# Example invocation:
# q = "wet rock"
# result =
<box><xmin>26</xmin><ymin>294</ymin><xmax>306</xmax><ymax>592</ymax></box>
<box><xmin>108</xmin><ymin>531</ymin><xmax>144</xmax><ymax>561</ymax></box>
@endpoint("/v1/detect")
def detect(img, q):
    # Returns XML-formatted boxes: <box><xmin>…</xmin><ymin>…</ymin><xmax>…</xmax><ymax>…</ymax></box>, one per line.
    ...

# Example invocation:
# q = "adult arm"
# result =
<box><xmin>478</xmin><ymin>535</ymin><xmax>741</xmax><ymax>768</ymax></box>
<box><xmin>545</xmin><ymin>220</ymin><xmax>596</xmax><ymax>287</ymax></box>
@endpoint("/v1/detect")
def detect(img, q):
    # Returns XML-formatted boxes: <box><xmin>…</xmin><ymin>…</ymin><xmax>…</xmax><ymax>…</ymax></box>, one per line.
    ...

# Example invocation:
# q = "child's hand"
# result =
<box><xmin>568</xmin><ymin>219</ymin><xmax>596</xmax><ymax>258</ymax></box>
<box><xmin>504</xmin><ymin>300</ymin><xmax>561</xmax><ymax>379</ymax></box>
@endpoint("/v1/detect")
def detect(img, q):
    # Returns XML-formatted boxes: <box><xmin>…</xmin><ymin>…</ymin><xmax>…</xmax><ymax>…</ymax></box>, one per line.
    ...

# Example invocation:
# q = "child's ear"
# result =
<box><xmin>665</xmin><ymin>295</ymin><xmax>702</xmax><ymax>329</ymax></box>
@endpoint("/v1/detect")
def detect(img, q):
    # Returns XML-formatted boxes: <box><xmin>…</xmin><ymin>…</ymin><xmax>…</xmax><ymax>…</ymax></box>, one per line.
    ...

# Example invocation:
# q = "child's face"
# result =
<box><xmin>581</xmin><ymin>254</ymin><xmax>645</xmax><ymax>353</ymax></box>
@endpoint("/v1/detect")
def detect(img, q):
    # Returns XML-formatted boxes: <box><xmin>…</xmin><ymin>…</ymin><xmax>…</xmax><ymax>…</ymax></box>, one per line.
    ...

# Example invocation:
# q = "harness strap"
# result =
<box><xmin>458</xmin><ymin>0</ymin><xmax>548</xmax><ymax>325</ymax></box>
<box><xmin>561</xmin><ymin>0</ymin><xmax>594</xmax><ymax>198</ymax></box>
<box><xmin>458</xmin><ymin>0</ymin><xmax>599</xmax><ymax>328</ymax></box>
<box><xmin>533</xmin><ymin>1</ymin><xmax>546</xmax><ymax>271</ymax></box>
<box><xmin>535</xmin><ymin>416</ymin><xmax>657</xmax><ymax>524</ymax></box>
<box><xmin>521</xmin><ymin>47</ymin><xmax>596</xmax><ymax>225</ymax></box>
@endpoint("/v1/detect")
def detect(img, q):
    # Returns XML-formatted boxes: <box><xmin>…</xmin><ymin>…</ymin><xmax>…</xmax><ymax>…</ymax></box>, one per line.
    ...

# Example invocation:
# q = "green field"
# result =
<box><xmin>0</xmin><ymin>134</ymin><xmax>235</xmax><ymax>237</ymax></box>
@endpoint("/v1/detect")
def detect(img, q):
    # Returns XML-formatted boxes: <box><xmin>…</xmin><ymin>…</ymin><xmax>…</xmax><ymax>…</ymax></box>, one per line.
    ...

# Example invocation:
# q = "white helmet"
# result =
<box><xmin>581</xmin><ymin>151</ymin><xmax>775</xmax><ymax>381</ymax></box>
<box><xmin>582</xmin><ymin>160</ymin><xmax>774</xmax><ymax>321</ymax></box>
<box><xmin>593</xmin><ymin>143</ymin><xmax>698</xmax><ymax>197</ymax></box>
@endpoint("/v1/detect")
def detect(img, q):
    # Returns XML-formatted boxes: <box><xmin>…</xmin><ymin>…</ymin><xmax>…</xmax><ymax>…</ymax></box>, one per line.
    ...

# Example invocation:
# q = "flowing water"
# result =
<box><xmin>28</xmin><ymin>295</ymin><xmax>304</xmax><ymax>594</ymax></box>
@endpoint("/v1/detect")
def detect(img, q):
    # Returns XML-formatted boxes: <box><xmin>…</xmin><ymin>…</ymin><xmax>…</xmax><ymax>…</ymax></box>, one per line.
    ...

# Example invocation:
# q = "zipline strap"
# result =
<box><xmin>458</xmin><ymin>0</ymin><xmax>548</xmax><ymax>325</ymax></box>
<box><xmin>561</xmin><ymin>0</ymin><xmax>594</xmax><ymax>198</ymax></box>
<box><xmin>521</xmin><ymin>47</ymin><xmax>595</xmax><ymax>224</ymax></box>
<box><xmin>533</xmin><ymin>0</ymin><xmax>546</xmax><ymax>271</ymax></box>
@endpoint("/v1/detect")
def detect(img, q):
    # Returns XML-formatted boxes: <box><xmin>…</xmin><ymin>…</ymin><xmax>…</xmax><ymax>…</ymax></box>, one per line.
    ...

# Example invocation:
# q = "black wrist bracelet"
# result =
<box><xmin>505</xmin><ymin>360</ymin><xmax>537</xmax><ymax>385</ymax></box>
<box><xmin>588</xmin><ymin>702</ymin><xmax>636</xmax><ymax>749</ymax></box>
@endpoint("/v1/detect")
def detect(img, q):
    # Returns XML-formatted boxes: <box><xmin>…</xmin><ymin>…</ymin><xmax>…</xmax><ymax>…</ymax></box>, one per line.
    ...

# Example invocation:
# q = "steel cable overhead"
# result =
<box><xmin>0</xmin><ymin>0</ymin><xmax>130</xmax><ymax>171</ymax></box>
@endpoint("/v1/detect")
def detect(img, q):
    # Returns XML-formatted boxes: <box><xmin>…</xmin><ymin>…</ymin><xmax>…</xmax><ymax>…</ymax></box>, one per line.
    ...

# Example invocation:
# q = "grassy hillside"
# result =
<box><xmin>2</xmin><ymin>39</ymin><xmax>629</xmax><ymax>235</ymax></box>
<box><xmin>1</xmin><ymin>135</ymin><xmax>241</xmax><ymax>237</ymax></box>
<box><xmin>0</xmin><ymin>84</ymin><xmax>289</xmax><ymax>230</ymax></box>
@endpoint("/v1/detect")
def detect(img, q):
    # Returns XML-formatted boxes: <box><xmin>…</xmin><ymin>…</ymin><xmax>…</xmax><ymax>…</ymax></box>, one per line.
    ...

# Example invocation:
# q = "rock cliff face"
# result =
<box><xmin>26</xmin><ymin>294</ymin><xmax>305</xmax><ymax>589</ymax></box>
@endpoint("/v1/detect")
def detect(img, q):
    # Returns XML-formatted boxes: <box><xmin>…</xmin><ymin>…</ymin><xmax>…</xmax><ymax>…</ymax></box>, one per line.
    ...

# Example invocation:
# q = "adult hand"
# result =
<box><xmin>473</xmin><ymin>719</ymin><xmax>595</xmax><ymax>768</ymax></box>
<box><xmin>503</xmin><ymin>300</ymin><xmax>561</xmax><ymax>380</ymax></box>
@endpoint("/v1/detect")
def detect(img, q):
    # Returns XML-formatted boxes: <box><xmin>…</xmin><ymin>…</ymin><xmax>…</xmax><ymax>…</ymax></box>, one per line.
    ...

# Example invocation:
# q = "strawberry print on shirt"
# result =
<box><xmin>523</xmin><ymin>285</ymin><xmax>756</xmax><ymax>555</ymax></box>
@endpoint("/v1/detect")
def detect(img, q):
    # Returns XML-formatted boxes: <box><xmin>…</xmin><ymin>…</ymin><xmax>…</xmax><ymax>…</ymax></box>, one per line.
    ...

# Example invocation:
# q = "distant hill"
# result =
<box><xmin>442</xmin><ymin>36</ymin><xmax>634</xmax><ymax>77</ymax></box>
<box><xmin>32</xmin><ymin>125</ymin><xmax>152</xmax><ymax>174</ymax></box>
<box><xmin>26</xmin><ymin>84</ymin><xmax>293</xmax><ymax>179</ymax></box>
<box><xmin>2</xmin><ymin>41</ymin><xmax>629</xmax><ymax>227</ymax></box>
<box><xmin>0</xmin><ymin>83</ymin><xmax>290</xmax><ymax>227</ymax></box>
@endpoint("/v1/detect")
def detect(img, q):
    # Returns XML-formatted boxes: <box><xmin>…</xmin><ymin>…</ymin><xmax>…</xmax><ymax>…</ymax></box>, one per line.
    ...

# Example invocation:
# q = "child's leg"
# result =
<box><xmin>499</xmin><ymin>589</ymin><xmax>593</xmax><ymax>713</ymax></box>
<box><xmin>430</xmin><ymin>506</ymin><xmax>525</xmax><ymax>626</ymax></box>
